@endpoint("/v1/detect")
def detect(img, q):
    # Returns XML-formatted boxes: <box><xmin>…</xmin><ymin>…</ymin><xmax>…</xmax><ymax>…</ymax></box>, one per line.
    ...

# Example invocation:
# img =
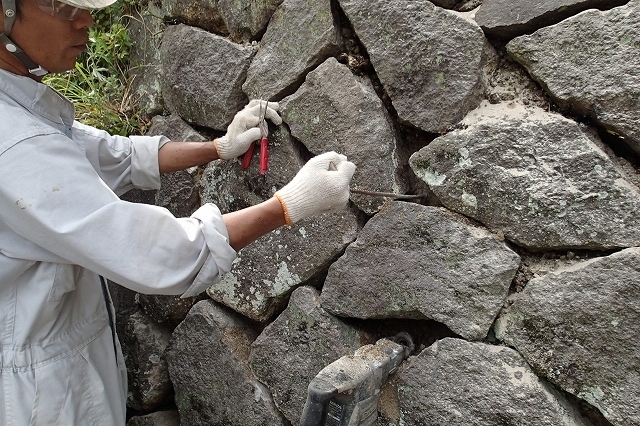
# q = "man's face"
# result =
<box><xmin>1</xmin><ymin>0</ymin><xmax>94</xmax><ymax>76</ymax></box>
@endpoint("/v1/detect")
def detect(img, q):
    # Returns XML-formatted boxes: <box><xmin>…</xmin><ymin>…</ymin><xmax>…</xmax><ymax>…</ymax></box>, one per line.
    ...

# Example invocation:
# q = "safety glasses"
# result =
<box><xmin>35</xmin><ymin>0</ymin><xmax>87</xmax><ymax>20</ymax></box>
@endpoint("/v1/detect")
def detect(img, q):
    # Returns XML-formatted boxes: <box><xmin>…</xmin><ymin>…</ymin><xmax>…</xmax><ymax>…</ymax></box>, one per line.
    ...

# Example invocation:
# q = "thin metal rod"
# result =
<box><xmin>350</xmin><ymin>188</ymin><xmax>424</xmax><ymax>200</ymax></box>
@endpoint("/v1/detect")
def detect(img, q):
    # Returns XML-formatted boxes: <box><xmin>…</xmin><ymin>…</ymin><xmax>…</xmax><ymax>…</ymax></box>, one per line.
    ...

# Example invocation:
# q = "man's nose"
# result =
<box><xmin>72</xmin><ymin>9</ymin><xmax>94</xmax><ymax>29</ymax></box>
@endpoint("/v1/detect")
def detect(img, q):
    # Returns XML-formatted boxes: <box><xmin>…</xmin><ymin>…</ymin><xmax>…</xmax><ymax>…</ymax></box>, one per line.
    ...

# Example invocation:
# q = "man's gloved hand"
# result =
<box><xmin>215</xmin><ymin>100</ymin><xmax>282</xmax><ymax>160</ymax></box>
<box><xmin>274</xmin><ymin>152</ymin><xmax>356</xmax><ymax>225</ymax></box>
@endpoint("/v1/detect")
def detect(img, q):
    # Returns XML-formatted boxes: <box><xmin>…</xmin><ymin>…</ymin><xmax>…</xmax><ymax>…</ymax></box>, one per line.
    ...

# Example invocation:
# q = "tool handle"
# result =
<box><xmin>259</xmin><ymin>137</ymin><xmax>269</xmax><ymax>176</ymax></box>
<box><xmin>349</xmin><ymin>188</ymin><xmax>423</xmax><ymax>200</ymax></box>
<box><xmin>241</xmin><ymin>142</ymin><xmax>255</xmax><ymax>169</ymax></box>
<box><xmin>300</xmin><ymin>379</ymin><xmax>338</xmax><ymax>426</ymax></box>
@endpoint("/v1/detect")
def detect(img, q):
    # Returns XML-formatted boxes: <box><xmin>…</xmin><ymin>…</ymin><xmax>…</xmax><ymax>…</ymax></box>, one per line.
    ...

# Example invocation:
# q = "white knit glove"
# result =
<box><xmin>214</xmin><ymin>100</ymin><xmax>282</xmax><ymax>160</ymax></box>
<box><xmin>274</xmin><ymin>152</ymin><xmax>356</xmax><ymax>225</ymax></box>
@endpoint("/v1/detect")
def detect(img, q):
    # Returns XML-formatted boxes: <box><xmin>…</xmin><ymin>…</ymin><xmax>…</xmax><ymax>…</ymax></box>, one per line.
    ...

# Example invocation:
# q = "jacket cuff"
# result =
<box><xmin>130</xmin><ymin>135</ymin><xmax>171</xmax><ymax>190</ymax></box>
<box><xmin>180</xmin><ymin>204</ymin><xmax>237</xmax><ymax>298</ymax></box>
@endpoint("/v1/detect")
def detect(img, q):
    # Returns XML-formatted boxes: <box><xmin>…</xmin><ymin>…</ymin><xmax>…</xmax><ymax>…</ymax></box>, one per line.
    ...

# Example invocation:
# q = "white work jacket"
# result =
<box><xmin>0</xmin><ymin>69</ymin><xmax>236</xmax><ymax>425</ymax></box>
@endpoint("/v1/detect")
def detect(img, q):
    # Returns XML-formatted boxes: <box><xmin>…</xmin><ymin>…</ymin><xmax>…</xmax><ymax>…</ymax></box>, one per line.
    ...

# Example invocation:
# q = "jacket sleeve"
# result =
<box><xmin>70</xmin><ymin>121</ymin><xmax>170</xmax><ymax>196</ymax></box>
<box><xmin>0</xmin><ymin>131</ymin><xmax>236</xmax><ymax>297</ymax></box>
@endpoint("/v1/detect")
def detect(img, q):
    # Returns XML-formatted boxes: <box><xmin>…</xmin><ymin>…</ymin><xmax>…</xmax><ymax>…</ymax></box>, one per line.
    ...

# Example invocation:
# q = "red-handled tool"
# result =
<box><xmin>241</xmin><ymin>142</ymin><xmax>255</xmax><ymax>169</ymax></box>
<box><xmin>259</xmin><ymin>135</ymin><xmax>268</xmax><ymax>176</ymax></box>
<box><xmin>241</xmin><ymin>100</ymin><xmax>269</xmax><ymax>180</ymax></box>
<box><xmin>258</xmin><ymin>101</ymin><xmax>269</xmax><ymax>179</ymax></box>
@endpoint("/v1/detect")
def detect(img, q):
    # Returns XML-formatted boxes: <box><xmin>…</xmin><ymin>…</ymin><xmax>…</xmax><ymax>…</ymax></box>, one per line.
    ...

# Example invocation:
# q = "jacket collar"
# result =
<box><xmin>0</xmin><ymin>68</ymin><xmax>75</xmax><ymax>127</ymax></box>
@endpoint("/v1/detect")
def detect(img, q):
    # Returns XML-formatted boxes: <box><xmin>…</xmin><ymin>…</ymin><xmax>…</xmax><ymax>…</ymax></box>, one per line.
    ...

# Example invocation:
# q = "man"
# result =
<box><xmin>0</xmin><ymin>0</ymin><xmax>356</xmax><ymax>423</ymax></box>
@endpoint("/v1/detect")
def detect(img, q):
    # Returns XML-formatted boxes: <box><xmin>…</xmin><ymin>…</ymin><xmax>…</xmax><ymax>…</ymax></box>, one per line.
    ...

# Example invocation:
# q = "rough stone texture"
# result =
<box><xmin>280</xmin><ymin>57</ymin><xmax>402</xmax><ymax>214</ymax></box>
<box><xmin>161</xmin><ymin>0</ymin><xmax>282</xmax><ymax>42</ymax></box>
<box><xmin>166</xmin><ymin>300</ymin><xmax>286</xmax><ymax>426</ymax></box>
<box><xmin>119</xmin><ymin>0</ymin><xmax>640</xmax><ymax>424</ymax></box>
<box><xmin>495</xmin><ymin>248</ymin><xmax>640</xmax><ymax>426</ymax></box>
<box><xmin>476</xmin><ymin>0</ymin><xmax>629</xmax><ymax>39</ymax></box>
<box><xmin>243</xmin><ymin>0</ymin><xmax>341</xmax><ymax>100</ymax></box>
<box><xmin>126</xmin><ymin>410</ymin><xmax>180</xmax><ymax>426</ymax></box>
<box><xmin>458</xmin><ymin>0</ymin><xmax>482</xmax><ymax>12</ymax></box>
<box><xmin>217</xmin><ymin>0</ymin><xmax>284</xmax><ymax>42</ymax></box>
<box><xmin>161</xmin><ymin>0</ymin><xmax>228</xmax><ymax>35</ymax></box>
<box><xmin>321</xmin><ymin>202</ymin><xmax>520</xmax><ymax>341</ymax></box>
<box><xmin>148</xmin><ymin>114</ymin><xmax>208</xmax><ymax>145</ymax></box>
<box><xmin>410</xmin><ymin>102</ymin><xmax>640</xmax><ymax>250</ymax></box>
<box><xmin>119</xmin><ymin>188</ymin><xmax>156</xmax><ymax>206</ymax></box>
<box><xmin>120</xmin><ymin>311</ymin><xmax>174</xmax><ymax>412</ymax></box>
<box><xmin>127</xmin><ymin>3</ymin><xmax>166</xmax><ymax>118</ymax></box>
<box><xmin>137</xmin><ymin>293</ymin><xmax>207</xmax><ymax>329</ymax></box>
<box><xmin>507</xmin><ymin>1</ymin><xmax>640</xmax><ymax>154</ymax></box>
<box><xmin>207</xmin><ymin>209</ymin><xmax>360</xmax><ymax>322</ymax></box>
<box><xmin>430</xmin><ymin>0</ymin><xmax>462</xmax><ymax>8</ymax></box>
<box><xmin>157</xmin><ymin>167</ymin><xmax>200</xmax><ymax>216</ymax></box>
<box><xmin>396</xmin><ymin>338</ymin><xmax>590</xmax><ymax>425</ymax></box>
<box><xmin>249</xmin><ymin>286</ymin><xmax>369</xmax><ymax>423</ymax></box>
<box><xmin>485</xmin><ymin>56</ymin><xmax>551</xmax><ymax>108</ymax></box>
<box><xmin>160</xmin><ymin>24</ymin><xmax>255</xmax><ymax>131</ymax></box>
<box><xmin>339</xmin><ymin>0</ymin><xmax>489</xmax><ymax>133</ymax></box>
<box><xmin>108</xmin><ymin>281</ymin><xmax>138</xmax><ymax>320</ymax></box>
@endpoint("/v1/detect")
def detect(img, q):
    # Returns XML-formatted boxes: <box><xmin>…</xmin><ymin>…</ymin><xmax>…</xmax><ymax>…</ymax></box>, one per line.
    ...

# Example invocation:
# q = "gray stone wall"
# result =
<box><xmin>120</xmin><ymin>0</ymin><xmax>640</xmax><ymax>425</ymax></box>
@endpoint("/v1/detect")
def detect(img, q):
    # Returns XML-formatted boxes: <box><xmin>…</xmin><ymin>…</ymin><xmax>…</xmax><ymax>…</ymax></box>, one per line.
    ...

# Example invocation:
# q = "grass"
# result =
<box><xmin>44</xmin><ymin>1</ymin><xmax>147</xmax><ymax>136</ymax></box>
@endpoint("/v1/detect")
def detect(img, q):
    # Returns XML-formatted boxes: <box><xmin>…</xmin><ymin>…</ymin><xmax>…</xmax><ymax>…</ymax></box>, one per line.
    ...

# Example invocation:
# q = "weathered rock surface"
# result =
<box><xmin>121</xmin><ymin>311</ymin><xmax>173</xmax><ymax>412</ymax></box>
<box><xmin>484</xmin><ymin>56</ymin><xmax>550</xmax><ymax>108</ymax></box>
<box><xmin>507</xmin><ymin>0</ymin><xmax>640</xmax><ymax>153</ymax></box>
<box><xmin>243</xmin><ymin>0</ymin><xmax>342</xmax><ymax>100</ymax></box>
<box><xmin>430</xmin><ymin>0</ymin><xmax>463</xmax><ymax>8</ymax></box>
<box><xmin>339</xmin><ymin>0</ymin><xmax>489</xmax><ymax>133</ymax></box>
<box><xmin>495</xmin><ymin>248</ymin><xmax>640</xmax><ymax>426</ymax></box>
<box><xmin>166</xmin><ymin>300</ymin><xmax>286</xmax><ymax>425</ymax></box>
<box><xmin>396</xmin><ymin>338</ymin><xmax>590</xmax><ymax>425</ymax></box>
<box><xmin>217</xmin><ymin>0</ymin><xmax>284</xmax><ymax>42</ymax></box>
<box><xmin>249</xmin><ymin>286</ymin><xmax>369</xmax><ymax>423</ymax></box>
<box><xmin>137</xmin><ymin>293</ymin><xmax>206</xmax><ymax>329</ymax></box>
<box><xmin>160</xmin><ymin>0</ymin><xmax>282</xmax><ymax>42</ymax></box>
<box><xmin>280</xmin><ymin>57</ymin><xmax>402</xmax><ymax>214</ymax></box>
<box><xmin>476</xmin><ymin>0</ymin><xmax>629</xmax><ymax>39</ymax></box>
<box><xmin>160</xmin><ymin>24</ymin><xmax>255</xmax><ymax>130</ymax></box>
<box><xmin>127</xmin><ymin>3</ymin><xmax>165</xmax><ymax>117</ymax></box>
<box><xmin>207</xmin><ymin>209</ymin><xmax>360</xmax><ymax>322</ymax></box>
<box><xmin>127</xmin><ymin>410</ymin><xmax>180</xmax><ymax>426</ymax></box>
<box><xmin>120</xmin><ymin>0</ymin><xmax>640</xmax><ymax>424</ymax></box>
<box><xmin>410</xmin><ymin>102</ymin><xmax>640</xmax><ymax>250</ymax></box>
<box><xmin>321</xmin><ymin>201</ymin><xmax>520</xmax><ymax>341</ymax></box>
<box><xmin>148</xmin><ymin>114</ymin><xmax>207</xmax><ymax>145</ymax></box>
<box><xmin>161</xmin><ymin>0</ymin><xmax>227</xmax><ymax>35</ymax></box>
<box><xmin>156</xmin><ymin>168</ymin><xmax>200</xmax><ymax>218</ymax></box>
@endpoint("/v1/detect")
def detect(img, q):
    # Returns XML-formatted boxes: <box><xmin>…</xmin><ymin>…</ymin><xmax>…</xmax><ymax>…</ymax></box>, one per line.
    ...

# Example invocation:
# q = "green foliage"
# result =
<box><xmin>44</xmin><ymin>2</ymin><xmax>146</xmax><ymax>136</ymax></box>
